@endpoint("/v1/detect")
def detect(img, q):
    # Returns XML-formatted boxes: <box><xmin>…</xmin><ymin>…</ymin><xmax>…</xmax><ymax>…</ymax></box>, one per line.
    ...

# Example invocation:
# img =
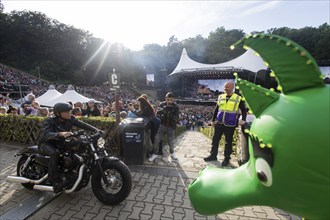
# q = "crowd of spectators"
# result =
<box><xmin>1</xmin><ymin>64</ymin><xmax>40</xmax><ymax>96</ymax></box>
<box><xmin>178</xmin><ymin>104</ymin><xmax>214</xmax><ymax>129</ymax></box>
<box><xmin>1</xmin><ymin>63</ymin><xmax>138</xmax><ymax>103</ymax></box>
<box><xmin>1</xmin><ymin>63</ymin><xmax>216</xmax><ymax>128</ymax></box>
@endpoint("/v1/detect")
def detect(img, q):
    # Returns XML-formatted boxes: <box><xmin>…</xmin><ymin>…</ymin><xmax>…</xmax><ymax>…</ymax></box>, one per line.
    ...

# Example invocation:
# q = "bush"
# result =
<box><xmin>175</xmin><ymin>125</ymin><xmax>186</xmax><ymax>137</ymax></box>
<box><xmin>0</xmin><ymin>115</ymin><xmax>44</xmax><ymax>145</ymax></box>
<box><xmin>0</xmin><ymin>115</ymin><xmax>187</xmax><ymax>151</ymax></box>
<box><xmin>0</xmin><ymin>115</ymin><xmax>116</xmax><ymax>145</ymax></box>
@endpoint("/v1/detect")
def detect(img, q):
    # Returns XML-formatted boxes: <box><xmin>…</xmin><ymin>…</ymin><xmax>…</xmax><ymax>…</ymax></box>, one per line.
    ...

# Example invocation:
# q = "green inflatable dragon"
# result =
<box><xmin>188</xmin><ymin>34</ymin><xmax>330</xmax><ymax>219</ymax></box>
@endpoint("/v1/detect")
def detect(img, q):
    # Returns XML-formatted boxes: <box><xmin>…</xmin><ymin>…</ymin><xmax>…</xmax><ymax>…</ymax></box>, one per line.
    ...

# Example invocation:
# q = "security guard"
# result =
<box><xmin>204</xmin><ymin>81</ymin><xmax>247</xmax><ymax>166</ymax></box>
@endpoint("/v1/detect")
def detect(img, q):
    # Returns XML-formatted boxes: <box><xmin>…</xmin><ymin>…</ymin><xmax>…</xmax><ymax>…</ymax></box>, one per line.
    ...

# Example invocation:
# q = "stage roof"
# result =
<box><xmin>168</xmin><ymin>48</ymin><xmax>268</xmax><ymax>77</ymax></box>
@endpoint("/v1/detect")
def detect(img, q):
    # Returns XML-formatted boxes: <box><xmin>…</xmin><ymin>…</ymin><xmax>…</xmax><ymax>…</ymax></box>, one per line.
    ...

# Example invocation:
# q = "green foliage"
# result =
<box><xmin>182</xmin><ymin>35</ymin><xmax>208</xmax><ymax>63</ymax></box>
<box><xmin>175</xmin><ymin>126</ymin><xmax>186</xmax><ymax>137</ymax></box>
<box><xmin>0</xmin><ymin>115</ymin><xmax>116</xmax><ymax>145</ymax></box>
<box><xmin>78</xmin><ymin>116</ymin><xmax>116</xmax><ymax>132</ymax></box>
<box><xmin>267</xmin><ymin>23</ymin><xmax>330</xmax><ymax>61</ymax></box>
<box><xmin>206</xmin><ymin>27</ymin><xmax>246</xmax><ymax>64</ymax></box>
<box><xmin>0</xmin><ymin>115</ymin><xmax>44</xmax><ymax>145</ymax></box>
<box><xmin>0</xmin><ymin>115</ymin><xmax>186</xmax><ymax>154</ymax></box>
<box><xmin>0</xmin><ymin>10</ymin><xmax>328</xmax><ymax>87</ymax></box>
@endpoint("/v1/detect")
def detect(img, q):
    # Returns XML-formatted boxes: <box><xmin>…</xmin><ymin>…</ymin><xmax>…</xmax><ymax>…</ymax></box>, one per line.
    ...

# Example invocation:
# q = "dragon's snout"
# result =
<box><xmin>188</xmin><ymin>165</ymin><xmax>259</xmax><ymax>215</ymax></box>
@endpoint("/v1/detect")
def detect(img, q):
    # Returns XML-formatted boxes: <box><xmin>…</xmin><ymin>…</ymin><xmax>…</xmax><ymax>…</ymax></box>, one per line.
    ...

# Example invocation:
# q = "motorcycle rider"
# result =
<box><xmin>38</xmin><ymin>102</ymin><xmax>102</xmax><ymax>193</ymax></box>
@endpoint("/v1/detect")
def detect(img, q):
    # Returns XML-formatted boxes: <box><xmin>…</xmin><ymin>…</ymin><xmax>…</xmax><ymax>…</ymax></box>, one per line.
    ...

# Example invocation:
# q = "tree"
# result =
<box><xmin>182</xmin><ymin>35</ymin><xmax>208</xmax><ymax>63</ymax></box>
<box><xmin>0</xmin><ymin>9</ymin><xmax>328</xmax><ymax>89</ymax></box>
<box><xmin>205</xmin><ymin>27</ymin><xmax>245</xmax><ymax>64</ymax></box>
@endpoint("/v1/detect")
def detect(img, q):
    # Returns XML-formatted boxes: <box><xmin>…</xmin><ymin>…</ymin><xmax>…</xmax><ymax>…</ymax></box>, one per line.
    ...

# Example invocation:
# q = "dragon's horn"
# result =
<box><xmin>235</xmin><ymin>74</ymin><xmax>279</xmax><ymax>117</ymax></box>
<box><xmin>232</xmin><ymin>34</ymin><xmax>324</xmax><ymax>94</ymax></box>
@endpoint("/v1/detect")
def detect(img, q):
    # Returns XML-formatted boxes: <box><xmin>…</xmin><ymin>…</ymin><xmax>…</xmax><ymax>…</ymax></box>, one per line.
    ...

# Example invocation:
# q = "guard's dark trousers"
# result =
<box><xmin>210</xmin><ymin>123</ymin><xmax>235</xmax><ymax>160</ymax></box>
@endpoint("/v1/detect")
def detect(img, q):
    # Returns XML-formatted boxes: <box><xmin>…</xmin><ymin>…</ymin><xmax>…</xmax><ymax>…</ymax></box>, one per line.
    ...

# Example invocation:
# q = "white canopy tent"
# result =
<box><xmin>21</xmin><ymin>92</ymin><xmax>34</xmax><ymax>103</ymax></box>
<box><xmin>36</xmin><ymin>85</ymin><xmax>63</xmax><ymax>106</ymax></box>
<box><xmin>168</xmin><ymin>48</ymin><xmax>268</xmax><ymax>77</ymax></box>
<box><xmin>42</xmin><ymin>85</ymin><xmax>92</xmax><ymax>107</ymax></box>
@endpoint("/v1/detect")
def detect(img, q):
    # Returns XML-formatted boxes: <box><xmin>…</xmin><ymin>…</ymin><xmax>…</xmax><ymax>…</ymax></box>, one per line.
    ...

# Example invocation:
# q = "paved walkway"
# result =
<box><xmin>0</xmin><ymin>131</ymin><xmax>301</xmax><ymax>219</ymax></box>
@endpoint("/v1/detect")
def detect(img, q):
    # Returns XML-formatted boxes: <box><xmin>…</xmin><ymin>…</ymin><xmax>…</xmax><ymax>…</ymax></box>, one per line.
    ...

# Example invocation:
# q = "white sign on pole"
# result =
<box><xmin>109</xmin><ymin>70</ymin><xmax>120</xmax><ymax>91</ymax></box>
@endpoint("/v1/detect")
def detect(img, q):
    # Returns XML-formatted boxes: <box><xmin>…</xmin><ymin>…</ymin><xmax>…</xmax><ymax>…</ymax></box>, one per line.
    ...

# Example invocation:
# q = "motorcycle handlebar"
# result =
<box><xmin>72</xmin><ymin>130</ymin><xmax>85</xmax><ymax>137</ymax></box>
<box><xmin>69</xmin><ymin>130</ymin><xmax>104</xmax><ymax>139</ymax></box>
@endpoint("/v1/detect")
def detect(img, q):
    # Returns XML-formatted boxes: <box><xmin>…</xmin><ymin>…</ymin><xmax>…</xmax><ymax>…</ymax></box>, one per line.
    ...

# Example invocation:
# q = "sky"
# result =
<box><xmin>2</xmin><ymin>0</ymin><xmax>330</xmax><ymax>51</ymax></box>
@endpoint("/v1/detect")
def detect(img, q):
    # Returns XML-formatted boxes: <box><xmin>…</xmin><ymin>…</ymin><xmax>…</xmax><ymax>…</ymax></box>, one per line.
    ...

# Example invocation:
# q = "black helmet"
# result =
<box><xmin>53</xmin><ymin>102</ymin><xmax>72</xmax><ymax>116</ymax></box>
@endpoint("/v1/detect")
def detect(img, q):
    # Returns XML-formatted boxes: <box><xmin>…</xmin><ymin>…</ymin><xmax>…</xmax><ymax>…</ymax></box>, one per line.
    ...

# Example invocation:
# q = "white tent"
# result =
<box><xmin>168</xmin><ymin>48</ymin><xmax>268</xmax><ymax>77</ymax></box>
<box><xmin>42</xmin><ymin>85</ymin><xmax>92</xmax><ymax>107</ymax></box>
<box><xmin>20</xmin><ymin>92</ymin><xmax>35</xmax><ymax>103</ymax></box>
<box><xmin>36</xmin><ymin>85</ymin><xmax>63</xmax><ymax>106</ymax></box>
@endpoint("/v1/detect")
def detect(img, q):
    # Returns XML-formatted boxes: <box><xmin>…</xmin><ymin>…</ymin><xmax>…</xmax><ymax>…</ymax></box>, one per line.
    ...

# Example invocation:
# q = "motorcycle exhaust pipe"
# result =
<box><xmin>34</xmin><ymin>165</ymin><xmax>85</xmax><ymax>193</ymax></box>
<box><xmin>7</xmin><ymin>176</ymin><xmax>54</xmax><ymax>192</ymax></box>
<box><xmin>6</xmin><ymin>174</ymin><xmax>48</xmax><ymax>184</ymax></box>
<box><xmin>65</xmin><ymin>165</ymin><xmax>85</xmax><ymax>193</ymax></box>
<box><xmin>33</xmin><ymin>185</ymin><xmax>54</xmax><ymax>192</ymax></box>
<box><xmin>6</xmin><ymin>176</ymin><xmax>32</xmax><ymax>184</ymax></box>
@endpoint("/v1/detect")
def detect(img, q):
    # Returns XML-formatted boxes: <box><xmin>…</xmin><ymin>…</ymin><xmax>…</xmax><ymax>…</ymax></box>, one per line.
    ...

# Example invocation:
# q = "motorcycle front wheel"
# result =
<box><xmin>91</xmin><ymin>159</ymin><xmax>132</xmax><ymax>205</ymax></box>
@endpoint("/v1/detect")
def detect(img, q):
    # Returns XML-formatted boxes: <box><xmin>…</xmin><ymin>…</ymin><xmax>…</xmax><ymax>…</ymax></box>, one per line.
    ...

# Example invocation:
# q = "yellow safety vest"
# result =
<box><xmin>217</xmin><ymin>93</ymin><xmax>241</xmax><ymax>127</ymax></box>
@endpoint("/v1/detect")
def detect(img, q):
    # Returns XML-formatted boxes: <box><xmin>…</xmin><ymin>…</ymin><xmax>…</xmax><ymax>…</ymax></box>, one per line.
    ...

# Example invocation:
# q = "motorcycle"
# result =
<box><xmin>5</xmin><ymin>130</ymin><xmax>132</xmax><ymax>205</ymax></box>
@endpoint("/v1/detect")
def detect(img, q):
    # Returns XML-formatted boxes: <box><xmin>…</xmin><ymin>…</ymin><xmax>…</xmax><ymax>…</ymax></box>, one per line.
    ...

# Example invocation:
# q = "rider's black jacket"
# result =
<box><xmin>38</xmin><ymin>115</ymin><xmax>99</xmax><ymax>147</ymax></box>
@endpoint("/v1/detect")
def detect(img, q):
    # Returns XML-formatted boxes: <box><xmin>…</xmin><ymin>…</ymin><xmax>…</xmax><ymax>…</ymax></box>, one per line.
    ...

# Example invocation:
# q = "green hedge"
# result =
<box><xmin>0</xmin><ymin>115</ymin><xmax>117</xmax><ymax>146</ymax></box>
<box><xmin>0</xmin><ymin>115</ymin><xmax>44</xmax><ymax>145</ymax></box>
<box><xmin>0</xmin><ymin>115</ymin><xmax>186</xmax><ymax>147</ymax></box>
<box><xmin>199</xmin><ymin>126</ymin><xmax>239</xmax><ymax>155</ymax></box>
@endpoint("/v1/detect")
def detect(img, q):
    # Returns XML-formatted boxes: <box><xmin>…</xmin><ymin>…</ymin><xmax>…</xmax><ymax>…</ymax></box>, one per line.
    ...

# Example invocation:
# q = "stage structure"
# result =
<box><xmin>168</xmin><ymin>48</ymin><xmax>271</xmax><ymax>98</ymax></box>
<box><xmin>154</xmin><ymin>67</ymin><xmax>170</xmax><ymax>99</ymax></box>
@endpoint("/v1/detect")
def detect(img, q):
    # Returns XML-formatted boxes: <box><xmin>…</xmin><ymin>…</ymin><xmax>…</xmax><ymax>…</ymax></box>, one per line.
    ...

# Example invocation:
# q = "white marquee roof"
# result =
<box><xmin>42</xmin><ymin>85</ymin><xmax>92</xmax><ymax>107</ymax></box>
<box><xmin>36</xmin><ymin>85</ymin><xmax>63</xmax><ymax>106</ymax></box>
<box><xmin>169</xmin><ymin>48</ymin><xmax>268</xmax><ymax>77</ymax></box>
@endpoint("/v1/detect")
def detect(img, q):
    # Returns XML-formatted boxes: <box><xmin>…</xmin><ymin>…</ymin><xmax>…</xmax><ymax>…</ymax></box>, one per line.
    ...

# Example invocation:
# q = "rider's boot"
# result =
<box><xmin>52</xmin><ymin>177</ymin><xmax>69</xmax><ymax>194</ymax></box>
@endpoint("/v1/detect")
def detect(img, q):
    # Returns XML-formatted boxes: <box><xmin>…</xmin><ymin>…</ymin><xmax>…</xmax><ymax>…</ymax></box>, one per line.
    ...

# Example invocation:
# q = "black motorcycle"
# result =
<box><xmin>6</xmin><ymin>130</ymin><xmax>132</xmax><ymax>205</ymax></box>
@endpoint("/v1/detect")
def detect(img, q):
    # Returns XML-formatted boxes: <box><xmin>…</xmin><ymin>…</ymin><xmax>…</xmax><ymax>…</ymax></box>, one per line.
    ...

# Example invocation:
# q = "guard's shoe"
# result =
<box><xmin>222</xmin><ymin>158</ymin><xmax>230</xmax><ymax>166</ymax></box>
<box><xmin>148</xmin><ymin>154</ymin><xmax>158</xmax><ymax>162</ymax></box>
<box><xmin>171</xmin><ymin>152</ymin><xmax>178</xmax><ymax>160</ymax></box>
<box><xmin>203</xmin><ymin>155</ymin><xmax>217</xmax><ymax>162</ymax></box>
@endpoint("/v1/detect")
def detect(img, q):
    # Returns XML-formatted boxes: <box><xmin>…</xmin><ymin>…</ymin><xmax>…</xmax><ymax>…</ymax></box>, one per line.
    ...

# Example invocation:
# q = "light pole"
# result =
<box><xmin>114</xmin><ymin>69</ymin><xmax>120</xmax><ymax>125</ymax></box>
<box><xmin>37</xmin><ymin>66</ymin><xmax>41</xmax><ymax>85</ymax></box>
<box><xmin>108</xmin><ymin>68</ymin><xmax>121</xmax><ymax>125</ymax></box>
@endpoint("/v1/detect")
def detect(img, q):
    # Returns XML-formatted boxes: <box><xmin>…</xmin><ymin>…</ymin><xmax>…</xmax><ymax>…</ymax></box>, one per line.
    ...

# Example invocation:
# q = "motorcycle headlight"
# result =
<box><xmin>97</xmin><ymin>137</ymin><xmax>105</xmax><ymax>148</ymax></box>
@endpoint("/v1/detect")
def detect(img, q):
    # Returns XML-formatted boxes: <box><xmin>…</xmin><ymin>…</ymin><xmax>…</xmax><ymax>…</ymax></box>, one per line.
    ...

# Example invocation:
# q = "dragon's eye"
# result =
<box><xmin>255</xmin><ymin>158</ymin><xmax>273</xmax><ymax>187</ymax></box>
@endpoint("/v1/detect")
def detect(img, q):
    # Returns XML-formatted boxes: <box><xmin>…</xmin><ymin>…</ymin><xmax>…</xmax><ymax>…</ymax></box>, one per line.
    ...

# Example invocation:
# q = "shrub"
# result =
<box><xmin>0</xmin><ymin>115</ymin><xmax>187</xmax><ymax>153</ymax></box>
<box><xmin>0</xmin><ymin>115</ymin><xmax>117</xmax><ymax>146</ymax></box>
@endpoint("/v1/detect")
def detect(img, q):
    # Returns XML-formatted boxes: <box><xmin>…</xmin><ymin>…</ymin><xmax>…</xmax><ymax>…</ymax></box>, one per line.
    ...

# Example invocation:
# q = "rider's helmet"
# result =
<box><xmin>53</xmin><ymin>102</ymin><xmax>72</xmax><ymax>117</ymax></box>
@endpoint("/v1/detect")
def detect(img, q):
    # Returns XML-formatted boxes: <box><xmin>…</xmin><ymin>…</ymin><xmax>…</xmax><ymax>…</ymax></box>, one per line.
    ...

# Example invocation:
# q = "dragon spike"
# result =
<box><xmin>236</xmin><ymin>77</ymin><xmax>279</xmax><ymax>117</ymax></box>
<box><xmin>232</xmin><ymin>34</ymin><xmax>324</xmax><ymax>94</ymax></box>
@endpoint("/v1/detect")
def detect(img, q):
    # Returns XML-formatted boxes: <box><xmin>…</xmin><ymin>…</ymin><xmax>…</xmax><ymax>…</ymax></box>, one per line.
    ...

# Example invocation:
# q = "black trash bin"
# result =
<box><xmin>119</xmin><ymin>117</ymin><xmax>152</xmax><ymax>165</ymax></box>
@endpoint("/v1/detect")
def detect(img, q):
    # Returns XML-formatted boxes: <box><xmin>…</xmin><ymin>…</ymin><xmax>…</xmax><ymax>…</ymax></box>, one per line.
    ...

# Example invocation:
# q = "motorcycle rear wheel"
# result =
<box><xmin>91</xmin><ymin>160</ymin><xmax>132</xmax><ymax>205</ymax></box>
